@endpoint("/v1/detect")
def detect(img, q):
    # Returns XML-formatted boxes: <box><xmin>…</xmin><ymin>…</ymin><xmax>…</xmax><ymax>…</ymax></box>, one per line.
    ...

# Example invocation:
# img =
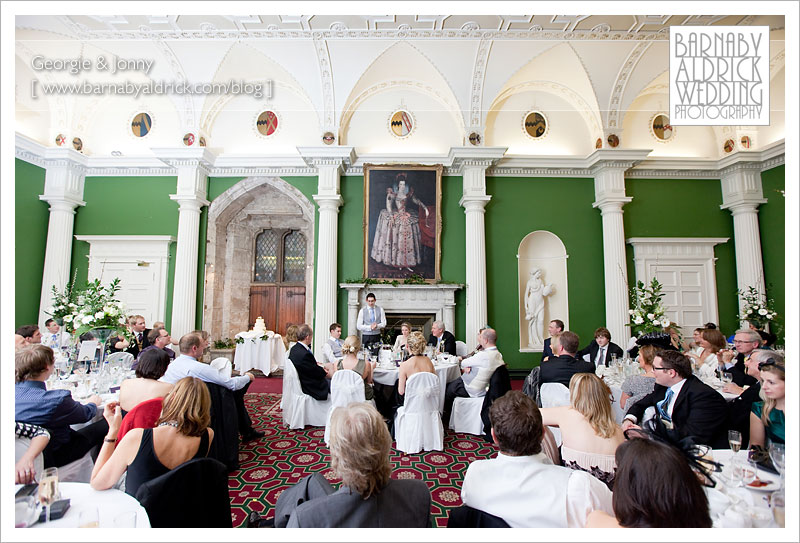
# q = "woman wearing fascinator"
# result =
<box><xmin>585</xmin><ymin>424</ymin><xmax>716</xmax><ymax>528</ymax></box>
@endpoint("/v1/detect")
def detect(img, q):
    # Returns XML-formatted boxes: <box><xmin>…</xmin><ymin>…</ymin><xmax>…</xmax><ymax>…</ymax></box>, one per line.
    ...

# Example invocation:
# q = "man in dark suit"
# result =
<box><xmin>540</xmin><ymin>319</ymin><xmax>564</xmax><ymax>363</ymax></box>
<box><xmin>623</xmin><ymin>350</ymin><xmax>728</xmax><ymax>448</ymax></box>
<box><xmin>577</xmin><ymin>327</ymin><xmax>624</xmax><ymax>367</ymax></box>
<box><xmin>427</xmin><ymin>320</ymin><xmax>457</xmax><ymax>356</ymax></box>
<box><xmin>289</xmin><ymin>324</ymin><xmax>334</xmax><ymax>401</ymax></box>
<box><xmin>718</xmin><ymin>329</ymin><xmax>761</xmax><ymax>387</ymax></box>
<box><xmin>111</xmin><ymin>315</ymin><xmax>151</xmax><ymax>357</ymax></box>
<box><xmin>538</xmin><ymin>331</ymin><xmax>595</xmax><ymax>388</ymax></box>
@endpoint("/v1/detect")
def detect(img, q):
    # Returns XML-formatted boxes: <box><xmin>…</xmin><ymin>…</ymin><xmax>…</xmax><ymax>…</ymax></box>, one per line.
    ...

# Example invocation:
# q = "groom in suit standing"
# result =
<box><xmin>289</xmin><ymin>324</ymin><xmax>335</xmax><ymax>401</ymax></box>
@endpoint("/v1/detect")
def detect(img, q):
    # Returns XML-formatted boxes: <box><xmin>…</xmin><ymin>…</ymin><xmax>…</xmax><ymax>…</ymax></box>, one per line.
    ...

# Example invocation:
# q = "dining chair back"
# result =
<box><xmin>324</xmin><ymin>370</ymin><xmax>367</xmax><ymax>444</ymax></box>
<box><xmin>395</xmin><ymin>372</ymin><xmax>443</xmax><ymax>454</ymax></box>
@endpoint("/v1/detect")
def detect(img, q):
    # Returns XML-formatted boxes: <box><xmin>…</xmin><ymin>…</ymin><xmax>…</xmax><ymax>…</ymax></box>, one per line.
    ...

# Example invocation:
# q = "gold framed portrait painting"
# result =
<box><xmin>363</xmin><ymin>164</ymin><xmax>442</xmax><ymax>281</ymax></box>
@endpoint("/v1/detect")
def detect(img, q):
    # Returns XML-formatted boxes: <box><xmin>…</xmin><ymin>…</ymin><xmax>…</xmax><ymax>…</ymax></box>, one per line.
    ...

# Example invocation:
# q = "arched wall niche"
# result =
<box><xmin>518</xmin><ymin>231</ymin><xmax>569</xmax><ymax>352</ymax></box>
<box><xmin>203</xmin><ymin>176</ymin><xmax>315</xmax><ymax>340</ymax></box>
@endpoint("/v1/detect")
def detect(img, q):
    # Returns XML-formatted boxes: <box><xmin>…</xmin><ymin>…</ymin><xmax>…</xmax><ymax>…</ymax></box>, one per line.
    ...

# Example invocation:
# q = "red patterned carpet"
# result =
<box><xmin>229</xmin><ymin>392</ymin><xmax>499</xmax><ymax>527</ymax></box>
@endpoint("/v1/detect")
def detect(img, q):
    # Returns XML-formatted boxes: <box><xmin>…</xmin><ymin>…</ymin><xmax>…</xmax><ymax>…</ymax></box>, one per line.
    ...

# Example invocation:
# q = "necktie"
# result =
<box><xmin>657</xmin><ymin>388</ymin><xmax>675</xmax><ymax>422</ymax></box>
<box><xmin>596</xmin><ymin>347</ymin><xmax>605</xmax><ymax>366</ymax></box>
<box><xmin>370</xmin><ymin>308</ymin><xmax>375</xmax><ymax>323</ymax></box>
<box><xmin>52</xmin><ymin>334</ymin><xmax>58</xmax><ymax>347</ymax></box>
<box><xmin>137</xmin><ymin>332</ymin><xmax>143</xmax><ymax>343</ymax></box>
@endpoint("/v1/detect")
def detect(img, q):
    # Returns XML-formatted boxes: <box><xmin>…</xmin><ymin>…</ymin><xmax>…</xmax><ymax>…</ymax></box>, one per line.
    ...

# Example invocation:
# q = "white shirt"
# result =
<box><xmin>356</xmin><ymin>305</ymin><xmax>386</xmax><ymax>335</ymax></box>
<box><xmin>322</xmin><ymin>336</ymin><xmax>343</xmax><ymax>365</ymax></box>
<box><xmin>664</xmin><ymin>378</ymin><xmax>687</xmax><ymax>418</ymax></box>
<box><xmin>44</xmin><ymin>330</ymin><xmax>71</xmax><ymax>350</ymax></box>
<box><xmin>461</xmin><ymin>452</ymin><xmax>613</xmax><ymax>528</ymax></box>
<box><xmin>161</xmin><ymin>353</ymin><xmax>251</xmax><ymax>391</ymax></box>
<box><xmin>460</xmin><ymin>346</ymin><xmax>496</xmax><ymax>396</ymax></box>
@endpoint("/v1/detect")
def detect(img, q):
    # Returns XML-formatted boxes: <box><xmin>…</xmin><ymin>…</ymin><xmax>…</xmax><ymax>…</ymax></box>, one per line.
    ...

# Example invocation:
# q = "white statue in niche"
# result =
<box><xmin>524</xmin><ymin>267</ymin><xmax>555</xmax><ymax>347</ymax></box>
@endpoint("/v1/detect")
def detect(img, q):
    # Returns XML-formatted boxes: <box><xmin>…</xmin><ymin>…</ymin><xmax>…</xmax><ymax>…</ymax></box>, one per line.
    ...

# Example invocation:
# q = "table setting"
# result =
<box><xmin>371</xmin><ymin>348</ymin><xmax>461</xmax><ymax>412</ymax></box>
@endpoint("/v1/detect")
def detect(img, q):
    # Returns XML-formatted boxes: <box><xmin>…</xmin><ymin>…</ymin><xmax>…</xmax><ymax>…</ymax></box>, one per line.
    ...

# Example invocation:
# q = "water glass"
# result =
<box><xmin>721</xmin><ymin>372</ymin><xmax>733</xmax><ymax>386</ymax></box>
<box><xmin>740</xmin><ymin>459</ymin><xmax>757</xmax><ymax>487</ymax></box>
<box><xmin>79</xmin><ymin>506</ymin><xmax>99</xmax><ymax>528</ymax></box>
<box><xmin>728</xmin><ymin>459</ymin><xmax>743</xmax><ymax>487</ymax></box>
<box><xmin>15</xmin><ymin>496</ymin><xmax>38</xmax><ymax>528</ymax></box>
<box><xmin>770</xmin><ymin>489</ymin><xmax>785</xmax><ymax>527</ymax></box>
<box><xmin>769</xmin><ymin>443</ymin><xmax>785</xmax><ymax>479</ymax></box>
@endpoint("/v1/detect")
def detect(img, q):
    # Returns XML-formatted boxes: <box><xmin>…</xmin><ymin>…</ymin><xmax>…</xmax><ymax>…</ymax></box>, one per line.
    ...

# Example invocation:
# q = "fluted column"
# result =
<box><xmin>37</xmin><ymin>152</ymin><xmax>86</xmax><ymax>329</ymax></box>
<box><xmin>156</xmin><ymin>149</ymin><xmax>211</xmax><ymax>339</ymax></box>
<box><xmin>591</xmin><ymin>157</ymin><xmax>641</xmax><ymax>346</ymax></box>
<box><xmin>720</xmin><ymin>163</ymin><xmax>768</xmax><ymax>319</ymax></box>
<box><xmin>451</xmin><ymin>147</ymin><xmax>505</xmax><ymax>351</ymax></box>
<box><xmin>299</xmin><ymin>146</ymin><xmax>354</xmax><ymax>358</ymax></box>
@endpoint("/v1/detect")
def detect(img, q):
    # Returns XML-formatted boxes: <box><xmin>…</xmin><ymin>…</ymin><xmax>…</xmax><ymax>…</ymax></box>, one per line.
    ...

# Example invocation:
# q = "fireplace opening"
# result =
<box><xmin>383</xmin><ymin>313</ymin><xmax>436</xmax><ymax>345</ymax></box>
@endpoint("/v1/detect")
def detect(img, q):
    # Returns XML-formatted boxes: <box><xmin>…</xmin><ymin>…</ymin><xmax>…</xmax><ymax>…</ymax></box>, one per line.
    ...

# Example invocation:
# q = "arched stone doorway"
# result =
<box><xmin>203</xmin><ymin>177</ymin><xmax>315</xmax><ymax>340</ymax></box>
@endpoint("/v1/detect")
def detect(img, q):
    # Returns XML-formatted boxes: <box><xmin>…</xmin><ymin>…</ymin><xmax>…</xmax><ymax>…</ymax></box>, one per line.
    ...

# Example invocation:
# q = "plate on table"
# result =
<box><xmin>746</xmin><ymin>477</ymin><xmax>779</xmax><ymax>492</ymax></box>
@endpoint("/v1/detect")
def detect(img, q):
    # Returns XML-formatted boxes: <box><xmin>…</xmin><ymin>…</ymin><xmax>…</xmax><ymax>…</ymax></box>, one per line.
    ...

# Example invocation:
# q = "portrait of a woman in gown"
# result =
<box><xmin>370</xmin><ymin>172</ymin><xmax>431</xmax><ymax>271</ymax></box>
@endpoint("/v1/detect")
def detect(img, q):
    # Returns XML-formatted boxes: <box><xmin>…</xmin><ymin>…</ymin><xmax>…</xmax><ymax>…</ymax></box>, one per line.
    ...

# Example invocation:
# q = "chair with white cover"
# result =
<box><xmin>323</xmin><ymin>370</ymin><xmax>368</xmax><ymax>444</ymax></box>
<box><xmin>394</xmin><ymin>372</ymin><xmax>444</xmax><ymax>454</ymax></box>
<box><xmin>210</xmin><ymin>357</ymin><xmax>232</xmax><ymax>379</ymax></box>
<box><xmin>455</xmin><ymin>341</ymin><xmax>468</xmax><ymax>358</ymax></box>
<box><xmin>540</xmin><ymin>382</ymin><xmax>571</xmax><ymax>447</ymax></box>
<box><xmin>106</xmin><ymin>351</ymin><xmax>134</xmax><ymax>369</ymax></box>
<box><xmin>449</xmin><ymin>365</ymin><xmax>512</xmax><ymax>439</ymax></box>
<box><xmin>14</xmin><ymin>436</ymin><xmax>94</xmax><ymax>483</ymax></box>
<box><xmin>281</xmin><ymin>359</ymin><xmax>331</xmax><ymax>429</ymax></box>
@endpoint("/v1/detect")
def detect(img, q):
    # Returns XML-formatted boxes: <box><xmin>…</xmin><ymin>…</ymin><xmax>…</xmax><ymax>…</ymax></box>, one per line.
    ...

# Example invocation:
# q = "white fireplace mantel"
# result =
<box><xmin>339</xmin><ymin>283</ymin><xmax>464</xmax><ymax>338</ymax></box>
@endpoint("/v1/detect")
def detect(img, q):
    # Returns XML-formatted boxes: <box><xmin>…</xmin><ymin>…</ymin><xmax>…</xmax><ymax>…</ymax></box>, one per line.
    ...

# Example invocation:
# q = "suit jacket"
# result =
<box><xmin>577</xmin><ymin>340</ymin><xmax>624</xmax><ymax>367</ymax></box>
<box><xmin>287</xmin><ymin>477</ymin><xmax>431</xmax><ymax>528</ymax></box>
<box><xmin>726</xmin><ymin>382</ymin><xmax>761</xmax><ymax>448</ymax></box>
<box><xmin>538</xmin><ymin>354</ymin><xmax>595</xmax><ymax>388</ymax></box>
<box><xmin>113</xmin><ymin>328</ymin><xmax>152</xmax><ymax>358</ymax></box>
<box><xmin>428</xmin><ymin>330</ymin><xmax>457</xmax><ymax>356</ymax></box>
<box><xmin>289</xmin><ymin>343</ymin><xmax>330</xmax><ymax>401</ymax></box>
<box><xmin>627</xmin><ymin>376</ymin><xmax>729</xmax><ymax>448</ymax></box>
<box><xmin>540</xmin><ymin>338</ymin><xmax>553</xmax><ymax>363</ymax></box>
<box><xmin>727</xmin><ymin>353</ymin><xmax>758</xmax><ymax>387</ymax></box>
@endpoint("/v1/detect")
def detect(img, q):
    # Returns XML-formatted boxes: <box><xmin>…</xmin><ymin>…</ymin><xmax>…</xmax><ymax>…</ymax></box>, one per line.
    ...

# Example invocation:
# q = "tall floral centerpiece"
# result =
<box><xmin>738</xmin><ymin>286</ymin><xmax>779</xmax><ymax>332</ymax></box>
<box><xmin>58</xmin><ymin>278</ymin><xmax>128</xmax><ymax>366</ymax></box>
<box><xmin>628</xmin><ymin>277</ymin><xmax>672</xmax><ymax>337</ymax></box>
<box><xmin>44</xmin><ymin>270</ymin><xmax>78</xmax><ymax>326</ymax></box>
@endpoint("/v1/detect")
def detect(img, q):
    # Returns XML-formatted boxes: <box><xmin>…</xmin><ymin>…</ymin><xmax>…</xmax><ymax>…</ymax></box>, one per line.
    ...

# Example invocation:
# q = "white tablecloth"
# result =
<box><xmin>234</xmin><ymin>336</ymin><xmax>286</xmax><ymax>376</ymax></box>
<box><xmin>707</xmin><ymin>449</ymin><xmax>780</xmax><ymax>528</ymax></box>
<box><xmin>373</xmin><ymin>362</ymin><xmax>461</xmax><ymax>413</ymax></box>
<box><xmin>22</xmin><ymin>482</ymin><xmax>150</xmax><ymax>528</ymax></box>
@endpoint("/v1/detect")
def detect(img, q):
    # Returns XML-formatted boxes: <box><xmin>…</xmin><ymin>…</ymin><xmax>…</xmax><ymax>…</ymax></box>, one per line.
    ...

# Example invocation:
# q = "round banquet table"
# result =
<box><xmin>20</xmin><ymin>482</ymin><xmax>150</xmax><ymax>528</ymax></box>
<box><xmin>373</xmin><ymin>359</ymin><xmax>461</xmax><ymax>413</ymax></box>
<box><xmin>234</xmin><ymin>335</ymin><xmax>286</xmax><ymax>376</ymax></box>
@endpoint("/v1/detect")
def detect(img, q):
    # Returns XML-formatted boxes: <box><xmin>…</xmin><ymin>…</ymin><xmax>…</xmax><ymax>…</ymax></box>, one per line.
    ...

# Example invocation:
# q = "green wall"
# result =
<box><xmin>623</xmin><ymin>177</ymin><xmax>738</xmax><ymax>335</ymax></box>
<box><xmin>15</xmin><ymin>159</ymin><xmax>49</xmax><ymax>328</ymax></box>
<box><xmin>486</xmin><ymin>177</ymin><xmax>605</xmax><ymax>371</ymax></box>
<box><xmin>759</xmin><ymin>165</ymin><xmax>785</xmax><ymax>341</ymax></box>
<box><xmin>71</xmin><ymin>176</ymin><xmax>178</xmax><ymax>326</ymax></box>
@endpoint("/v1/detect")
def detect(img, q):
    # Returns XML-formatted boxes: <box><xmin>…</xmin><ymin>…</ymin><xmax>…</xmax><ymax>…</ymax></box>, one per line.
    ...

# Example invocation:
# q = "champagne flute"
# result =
<box><xmin>728</xmin><ymin>459</ymin><xmax>743</xmax><ymax>488</ymax></box>
<box><xmin>38</xmin><ymin>467</ymin><xmax>59</xmax><ymax>523</ymax></box>
<box><xmin>728</xmin><ymin>430</ymin><xmax>742</xmax><ymax>453</ymax></box>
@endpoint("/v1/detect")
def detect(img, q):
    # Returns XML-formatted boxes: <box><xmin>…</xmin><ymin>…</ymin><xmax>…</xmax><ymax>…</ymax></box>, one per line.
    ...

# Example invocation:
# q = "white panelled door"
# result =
<box><xmin>75</xmin><ymin>236</ymin><xmax>175</xmax><ymax>327</ymax></box>
<box><xmin>627</xmin><ymin>238</ymin><xmax>729</xmax><ymax>330</ymax></box>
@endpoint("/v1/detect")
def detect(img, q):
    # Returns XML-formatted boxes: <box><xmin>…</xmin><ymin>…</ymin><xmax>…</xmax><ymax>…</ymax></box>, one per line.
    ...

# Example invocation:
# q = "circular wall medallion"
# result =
<box><xmin>595</xmin><ymin>137</ymin><xmax>602</xmax><ymax>149</ymax></box>
<box><xmin>55</xmin><ymin>134</ymin><xmax>66</xmax><ymax>146</ymax></box>
<box><xmin>183</xmin><ymin>133</ymin><xmax>195</xmax><ymax>146</ymax></box>
<box><xmin>607</xmin><ymin>134</ymin><xmax>620</xmax><ymax>148</ymax></box>
<box><xmin>72</xmin><ymin>137</ymin><xmax>83</xmax><ymax>151</ymax></box>
<box><xmin>740</xmin><ymin>136</ymin><xmax>751</xmax><ymax>149</ymax></box>
<box><xmin>256</xmin><ymin>111</ymin><xmax>279</xmax><ymax>136</ymax></box>
<box><xmin>468</xmin><ymin>132</ymin><xmax>481</xmax><ymax>146</ymax></box>
<box><xmin>131</xmin><ymin>112</ymin><xmax>152</xmax><ymax>137</ymax></box>
<box><xmin>199</xmin><ymin>136</ymin><xmax>207</xmax><ymax>147</ymax></box>
<box><xmin>322</xmin><ymin>131</ymin><xmax>335</xmax><ymax>145</ymax></box>
<box><xmin>523</xmin><ymin>111</ymin><xmax>547</xmax><ymax>139</ymax></box>
<box><xmin>389</xmin><ymin>110</ymin><xmax>414</xmax><ymax>137</ymax></box>
<box><xmin>651</xmin><ymin>114</ymin><xmax>673</xmax><ymax>141</ymax></box>
<box><xmin>723</xmin><ymin>139</ymin><xmax>735</xmax><ymax>153</ymax></box>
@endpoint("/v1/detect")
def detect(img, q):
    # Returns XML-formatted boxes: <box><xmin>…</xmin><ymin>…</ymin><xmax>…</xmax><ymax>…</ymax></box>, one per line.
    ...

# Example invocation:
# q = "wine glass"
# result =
<box><xmin>741</xmin><ymin>459</ymin><xmax>757</xmax><ymax>487</ymax></box>
<box><xmin>728</xmin><ymin>430</ymin><xmax>742</xmax><ymax>454</ymax></box>
<box><xmin>37</xmin><ymin>467</ymin><xmax>59</xmax><ymax>523</ymax></box>
<box><xmin>721</xmin><ymin>372</ymin><xmax>733</xmax><ymax>386</ymax></box>
<box><xmin>769</xmin><ymin>443</ymin><xmax>785</xmax><ymax>484</ymax></box>
<box><xmin>728</xmin><ymin>459</ymin><xmax>743</xmax><ymax>487</ymax></box>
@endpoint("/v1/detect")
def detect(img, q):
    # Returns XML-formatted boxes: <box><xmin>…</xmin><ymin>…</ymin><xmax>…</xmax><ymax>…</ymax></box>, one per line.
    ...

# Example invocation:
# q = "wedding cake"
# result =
<box><xmin>252</xmin><ymin>316</ymin><xmax>267</xmax><ymax>335</ymax></box>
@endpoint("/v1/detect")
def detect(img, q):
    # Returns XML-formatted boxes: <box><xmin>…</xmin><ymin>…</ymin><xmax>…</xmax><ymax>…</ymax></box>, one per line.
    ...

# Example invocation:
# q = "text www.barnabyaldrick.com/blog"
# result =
<box><xmin>29</xmin><ymin>54</ymin><xmax>270</xmax><ymax>99</ymax></box>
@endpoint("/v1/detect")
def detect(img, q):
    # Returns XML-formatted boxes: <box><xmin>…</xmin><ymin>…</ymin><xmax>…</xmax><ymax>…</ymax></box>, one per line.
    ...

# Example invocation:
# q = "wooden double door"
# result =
<box><xmin>248</xmin><ymin>285</ymin><xmax>305</xmax><ymax>336</ymax></box>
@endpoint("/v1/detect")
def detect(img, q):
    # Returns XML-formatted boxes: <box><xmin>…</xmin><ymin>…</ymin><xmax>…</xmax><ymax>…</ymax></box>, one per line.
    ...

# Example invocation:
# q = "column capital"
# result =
<box><xmin>297</xmin><ymin>146</ymin><xmax>356</xmax><ymax>171</ymax></box>
<box><xmin>719</xmin><ymin>161</ymin><xmax>767</xmax><ymax>212</ymax></box>
<box><xmin>448</xmin><ymin>147</ymin><xmax>506</xmax><ymax>173</ymax></box>
<box><xmin>38</xmin><ymin>194</ymin><xmax>85</xmax><ymax>212</ymax></box>
<box><xmin>169</xmin><ymin>195</ymin><xmax>210</xmax><ymax>211</ymax></box>
<box><xmin>592</xmin><ymin>197</ymin><xmax>633</xmax><ymax>214</ymax></box>
<box><xmin>313</xmin><ymin>194</ymin><xmax>343</xmax><ymax>211</ymax></box>
<box><xmin>459</xmin><ymin>195</ymin><xmax>492</xmax><ymax>211</ymax></box>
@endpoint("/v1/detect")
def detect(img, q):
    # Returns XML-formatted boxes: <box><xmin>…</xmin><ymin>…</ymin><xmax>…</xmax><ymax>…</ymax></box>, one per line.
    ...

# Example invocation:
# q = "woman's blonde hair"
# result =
<box><xmin>156</xmin><ymin>377</ymin><xmax>211</xmax><ymax>437</ymax></box>
<box><xmin>341</xmin><ymin>335</ymin><xmax>361</xmax><ymax>355</ymax></box>
<box><xmin>569</xmin><ymin>373</ymin><xmax>618</xmax><ymax>439</ymax></box>
<box><xmin>284</xmin><ymin>324</ymin><xmax>299</xmax><ymax>349</ymax></box>
<box><xmin>758</xmin><ymin>357</ymin><xmax>785</xmax><ymax>427</ymax></box>
<box><xmin>400</xmin><ymin>322</ymin><xmax>412</xmax><ymax>332</ymax></box>
<box><xmin>329</xmin><ymin>402</ymin><xmax>391</xmax><ymax>499</ymax></box>
<box><xmin>406</xmin><ymin>331</ymin><xmax>427</xmax><ymax>356</ymax></box>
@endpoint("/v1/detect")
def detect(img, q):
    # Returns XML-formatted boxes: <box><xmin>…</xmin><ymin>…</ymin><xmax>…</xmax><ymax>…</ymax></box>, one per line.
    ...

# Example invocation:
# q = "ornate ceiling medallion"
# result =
<box><xmin>723</xmin><ymin>139</ymin><xmax>735</xmax><ymax>153</ymax></box>
<box><xmin>389</xmin><ymin>110</ymin><xmax>414</xmax><ymax>138</ymax></box>
<box><xmin>523</xmin><ymin>111</ymin><xmax>548</xmax><ymax>139</ymax></box>
<box><xmin>650</xmin><ymin>113</ymin><xmax>674</xmax><ymax>142</ymax></box>
<box><xmin>131</xmin><ymin>112</ymin><xmax>153</xmax><ymax>137</ymax></box>
<box><xmin>255</xmin><ymin>110</ymin><xmax>279</xmax><ymax>137</ymax></box>
<box><xmin>468</xmin><ymin>132</ymin><xmax>482</xmax><ymax>146</ymax></box>
<box><xmin>72</xmin><ymin>137</ymin><xmax>83</xmax><ymax>151</ymax></box>
<box><xmin>183</xmin><ymin>133</ymin><xmax>195</xmax><ymax>146</ymax></box>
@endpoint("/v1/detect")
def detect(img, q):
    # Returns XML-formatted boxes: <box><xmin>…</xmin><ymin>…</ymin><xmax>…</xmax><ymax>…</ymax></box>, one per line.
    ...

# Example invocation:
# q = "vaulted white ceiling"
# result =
<box><xmin>15</xmin><ymin>14</ymin><xmax>786</xmax><ymax>159</ymax></box>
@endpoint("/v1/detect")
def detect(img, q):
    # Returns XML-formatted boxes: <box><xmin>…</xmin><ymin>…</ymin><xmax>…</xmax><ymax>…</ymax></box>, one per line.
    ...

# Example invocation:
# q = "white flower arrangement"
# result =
<box><xmin>628</xmin><ymin>277</ymin><xmax>672</xmax><ymax>336</ymax></box>
<box><xmin>738</xmin><ymin>286</ymin><xmax>778</xmax><ymax>329</ymax></box>
<box><xmin>56</xmin><ymin>278</ymin><xmax>128</xmax><ymax>337</ymax></box>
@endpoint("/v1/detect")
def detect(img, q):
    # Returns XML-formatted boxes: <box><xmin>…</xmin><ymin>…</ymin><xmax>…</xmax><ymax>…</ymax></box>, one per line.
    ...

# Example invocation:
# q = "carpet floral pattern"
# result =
<box><xmin>228</xmin><ymin>393</ymin><xmax>499</xmax><ymax>527</ymax></box>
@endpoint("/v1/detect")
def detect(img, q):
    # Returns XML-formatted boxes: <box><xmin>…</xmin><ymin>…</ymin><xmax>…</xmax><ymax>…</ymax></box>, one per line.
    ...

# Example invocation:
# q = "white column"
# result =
<box><xmin>451</xmin><ymin>147</ymin><xmax>505</xmax><ymax>351</ymax></box>
<box><xmin>298</xmin><ymin>146</ymin><xmax>354</xmax><ymax>357</ymax></box>
<box><xmin>720</xmin><ymin>163</ymin><xmax>768</xmax><ymax>316</ymax></box>
<box><xmin>591</xmin><ymin>160</ymin><xmax>635</xmax><ymax>346</ymax></box>
<box><xmin>37</xmin><ymin>153</ymin><xmax>86</xmax><ymax>329</ymax></box>
<box><xmin>156</xmin><ymin>149</ymin><xmax>211</xmax><ymax>339</ymax></box>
